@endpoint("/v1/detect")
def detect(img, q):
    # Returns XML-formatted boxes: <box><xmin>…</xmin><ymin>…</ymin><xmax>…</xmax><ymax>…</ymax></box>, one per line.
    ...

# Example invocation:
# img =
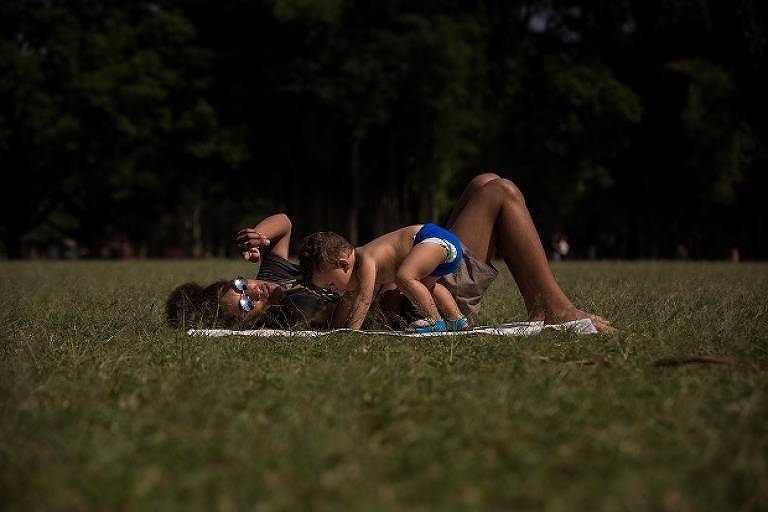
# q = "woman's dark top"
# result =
<box><xmin>256</xmin><ymin>253</ymin><xmax>339</xmax><ymax>328</ymax></box>
<box><xmin>256</xmin><ymin>253</ymin><xmax>302</xmax><ymax>283</ymax></box>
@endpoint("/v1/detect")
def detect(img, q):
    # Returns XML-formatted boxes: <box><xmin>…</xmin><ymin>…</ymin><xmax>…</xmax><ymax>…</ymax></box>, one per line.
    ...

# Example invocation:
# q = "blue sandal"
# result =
<box><xmin>409</xmin><ymin>319</ymin><xmax>448</xmax><ymax>333</ymax></box>
<box><xmin>447</xmin><ymin>316</ymin><xmax>469</xmax><ymax>331</ymax></box>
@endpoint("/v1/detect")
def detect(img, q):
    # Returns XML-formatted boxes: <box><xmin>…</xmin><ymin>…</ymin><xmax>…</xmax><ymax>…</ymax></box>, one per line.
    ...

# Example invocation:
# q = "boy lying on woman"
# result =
<box><xmin>298</xmin><ymin>223</ymin><xmax>471</xmax><ymax>333</ymax></box>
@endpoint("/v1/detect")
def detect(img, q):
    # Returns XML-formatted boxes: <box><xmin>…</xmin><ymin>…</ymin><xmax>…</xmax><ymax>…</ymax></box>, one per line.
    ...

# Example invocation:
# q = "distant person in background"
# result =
<box><xmin>166</xmin><ymin>173</ymin><xmax>616</xmax><ymax>333</ymax></box>
<box><xmin>551</xmin><ymin>232</ymin><xmax>570</xmax><ymax>261</ymax></box>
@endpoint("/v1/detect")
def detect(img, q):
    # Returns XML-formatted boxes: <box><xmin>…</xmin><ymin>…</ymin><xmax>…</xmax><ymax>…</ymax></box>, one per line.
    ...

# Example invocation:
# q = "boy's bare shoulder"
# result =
<box><xmin>357</xmin><ymin>225</ymin><xmax>423</xmax><ymax>281</ymax></box>
<box><xmin>362</xmin><ymin>225</ymin><xmax>422</xmax><ymax>248</ymax></box>
<box><xmin>352</xmin><ymin>247</ymin><xmax>377</xmax><ymax>275</ymax></box>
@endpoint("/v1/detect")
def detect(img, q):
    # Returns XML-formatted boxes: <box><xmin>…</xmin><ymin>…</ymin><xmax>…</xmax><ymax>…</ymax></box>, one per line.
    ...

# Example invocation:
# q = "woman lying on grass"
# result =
<box><xmin>165</xmin><ymin>173</ymin><xmax>616</xmax><ymax>333</ymax></box>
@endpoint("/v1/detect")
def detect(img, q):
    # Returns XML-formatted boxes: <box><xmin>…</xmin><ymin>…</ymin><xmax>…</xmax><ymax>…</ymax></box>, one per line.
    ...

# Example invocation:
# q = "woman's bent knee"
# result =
<box><xmin>469</xmin><ymin>173</ymin><xmax>502</xmax><ymax>189</ymax></box>
<box><xmin>485</xmin><ymin>177</ymin><xmax>525</xmax><ymax>205</ymax></box>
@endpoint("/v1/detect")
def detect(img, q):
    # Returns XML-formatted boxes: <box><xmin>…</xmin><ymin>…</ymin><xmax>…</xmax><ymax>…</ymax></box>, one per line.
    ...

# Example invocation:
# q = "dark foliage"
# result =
<box><xmin>2</xmin><ymin>0</ymin><xmax>766</xmax><ymax>259</ymax></box>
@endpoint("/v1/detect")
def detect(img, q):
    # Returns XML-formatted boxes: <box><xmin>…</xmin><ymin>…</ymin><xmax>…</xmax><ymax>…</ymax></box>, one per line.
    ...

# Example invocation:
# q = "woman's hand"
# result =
<box><xmin>235</xmin><ymin>229</ymin><xmax>271</xmax><ymax>263</ymax></box>
<box><xmin>234</xmin><ymin>213</ymin><xmax>292</xmax><ymax>261</ymax></box>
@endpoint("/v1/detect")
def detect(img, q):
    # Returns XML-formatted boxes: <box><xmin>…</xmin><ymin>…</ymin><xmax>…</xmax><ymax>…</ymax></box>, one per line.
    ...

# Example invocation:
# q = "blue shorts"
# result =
<box><xmin>413</xmin><ymin>223</ymin><xmax>464</xmax><ymax>277</ymax></box>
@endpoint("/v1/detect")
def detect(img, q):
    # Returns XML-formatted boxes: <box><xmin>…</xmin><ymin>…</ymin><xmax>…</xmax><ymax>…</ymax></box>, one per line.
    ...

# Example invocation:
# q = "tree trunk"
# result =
<box><xmin>191</xmin><ymin>204</ymin><xmax>203</xmax><ymax>258</ymax></box>
<box><xmin>288</xmin><ymin>142</ymin><xmax>301</xmax><ymax>254</ymax></box>
<box><xmin>347</xmin><ymin>131</ymin><xmax>363</xmax><ymax>246</ymax></box>
<box><xmin>2</xmin><ymin>232</ymin><xmax>23</xmax><ymax>259</ymax></box>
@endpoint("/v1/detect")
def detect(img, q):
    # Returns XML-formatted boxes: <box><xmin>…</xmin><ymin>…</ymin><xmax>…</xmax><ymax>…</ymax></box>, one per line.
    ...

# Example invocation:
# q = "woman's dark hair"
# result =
<box><xmin>165</xmin><ymin>280</ymin><xmax>232</xmax><ymax>328</ymax></box>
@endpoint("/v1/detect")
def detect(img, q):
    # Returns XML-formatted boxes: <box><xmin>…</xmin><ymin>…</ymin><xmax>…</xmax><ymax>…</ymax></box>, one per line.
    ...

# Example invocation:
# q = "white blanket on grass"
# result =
<box><xmin>187</xmin><ymin>318</ymin><xmax>597</xmax><ymax>338</ymax></box>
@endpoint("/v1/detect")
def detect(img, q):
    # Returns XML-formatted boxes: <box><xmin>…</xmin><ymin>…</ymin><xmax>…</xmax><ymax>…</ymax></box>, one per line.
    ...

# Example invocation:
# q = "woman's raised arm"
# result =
<box><xmin>235</xmin><ymin>213</ymin><xmax>292</xmax><ymax>262</ymax></box>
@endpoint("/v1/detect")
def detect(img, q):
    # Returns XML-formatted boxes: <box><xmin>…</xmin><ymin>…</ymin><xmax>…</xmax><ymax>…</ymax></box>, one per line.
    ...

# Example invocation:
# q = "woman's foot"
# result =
<box><xmin>534</xmin><ymin>308</ymin><xmax>618</xmax><ymax>334</ymax></box>
<box><xmin>577</xmin><ymin>312</ymin><xmax>617</xmax><ymax>334</ymax></box>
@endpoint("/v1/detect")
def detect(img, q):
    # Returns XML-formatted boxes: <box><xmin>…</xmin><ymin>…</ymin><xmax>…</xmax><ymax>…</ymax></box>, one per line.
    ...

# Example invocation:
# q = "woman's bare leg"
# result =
<box><xmin>445</xmin><ymin>172</ymin><xmax>503</xmax><ymax>228</ymax></box>
<box><xmin>447</xmin><ymin>175</ymin><xmax>616</xmax><ymax>333</ymax></box>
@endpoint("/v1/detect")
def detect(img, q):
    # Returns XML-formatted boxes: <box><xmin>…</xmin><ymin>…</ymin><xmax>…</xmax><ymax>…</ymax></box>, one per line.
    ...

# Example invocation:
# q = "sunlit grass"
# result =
<box><xmin>1</xmin><ymin>260</ymin><xmax>766</xmax><ymax>511</ymax></box>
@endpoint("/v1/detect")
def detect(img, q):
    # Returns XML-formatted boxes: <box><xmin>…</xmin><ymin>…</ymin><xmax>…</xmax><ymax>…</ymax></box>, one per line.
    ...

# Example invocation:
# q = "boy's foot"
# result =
<box><xmin>408</xmin><ymin>319</ymin><xmax>448</xmax><ymax>333</ymax></box>
<box><xmin>446</xmin><ymin>316</ymin><xmax>470</xmax><ymax>331</ymax></box>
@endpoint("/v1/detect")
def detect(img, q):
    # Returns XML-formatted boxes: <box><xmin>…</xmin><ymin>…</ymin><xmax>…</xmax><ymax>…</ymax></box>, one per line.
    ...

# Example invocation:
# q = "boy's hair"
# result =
<box><xmin>298</xmin><ymin>232</ymin><xmax>353</xmax><ymax>282</ymax></box>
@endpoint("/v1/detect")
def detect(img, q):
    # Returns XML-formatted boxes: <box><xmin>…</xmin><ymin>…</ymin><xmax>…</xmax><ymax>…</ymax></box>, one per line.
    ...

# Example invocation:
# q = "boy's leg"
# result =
<box><xmin>396</xmin><ymin>244</ymin><xmax>447</xmax><ymax>321</ymax></box>
<box><xmin>430</xmin><ymin>281</ymin><xmax>463</xmax><ymax>321</ymax></box>
<box><xmin>430</xmin><ymin>281</ymin><xmax>469</xmax><ymax>331</ymax></box>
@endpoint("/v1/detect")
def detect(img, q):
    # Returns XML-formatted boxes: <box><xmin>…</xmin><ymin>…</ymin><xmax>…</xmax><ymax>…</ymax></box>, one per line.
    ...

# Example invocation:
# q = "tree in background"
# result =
<box><xmin>1</xmin><ymin>0</ymin><xmax>766</xmax><ymax>259</ymax></box>
<box><xmin>0</xmin><ymin>1</ymin><xmax>247</xmax><ymax>257</ymax></box>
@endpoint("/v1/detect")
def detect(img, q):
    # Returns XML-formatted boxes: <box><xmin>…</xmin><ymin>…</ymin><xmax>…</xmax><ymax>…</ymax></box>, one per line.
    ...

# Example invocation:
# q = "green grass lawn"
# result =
<box><xmin>1</xmin><ymin>260</ymin><xmax>766</xmax><ymax>511</ymax></box>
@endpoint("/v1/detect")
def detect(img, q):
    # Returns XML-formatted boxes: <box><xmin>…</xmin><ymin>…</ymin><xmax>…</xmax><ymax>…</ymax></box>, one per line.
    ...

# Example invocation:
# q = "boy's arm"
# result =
<box><xmin>342</xmin><ymin>254</ymin><xmax>377</xmax><ymax>330</ymax></box>
<box><xmin>235</xmin><ymin>213</ymin><xmax>292</xmax><ymax>262</ymax></box>
<box><xmin>332</xmin><ymin>294</ymin><xmax>355</xmax><ymax>328</ymax></box>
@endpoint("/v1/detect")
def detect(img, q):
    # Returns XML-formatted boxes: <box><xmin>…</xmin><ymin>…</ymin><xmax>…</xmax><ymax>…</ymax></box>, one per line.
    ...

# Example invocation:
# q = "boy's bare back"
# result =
<box><xmin>356</xmin><ymin>224</ymin><xmax>423</xmax><ymax>284</ymax></box>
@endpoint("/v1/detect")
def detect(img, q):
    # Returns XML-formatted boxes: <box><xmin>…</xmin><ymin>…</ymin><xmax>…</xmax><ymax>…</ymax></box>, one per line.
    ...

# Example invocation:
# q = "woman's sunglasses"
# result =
<box><xmin>233</xmin><ymin>276</ymin><xmax>340</xmax><ymax>312</ymax></box>
<box><xmin>232</xmin><ymin>276</ymin><xmax>257</xmax><ymax>312</ymax></box>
